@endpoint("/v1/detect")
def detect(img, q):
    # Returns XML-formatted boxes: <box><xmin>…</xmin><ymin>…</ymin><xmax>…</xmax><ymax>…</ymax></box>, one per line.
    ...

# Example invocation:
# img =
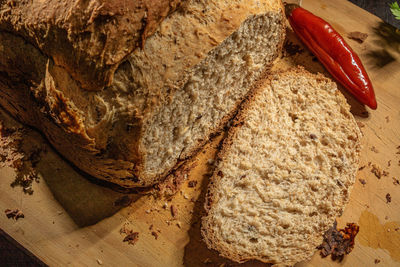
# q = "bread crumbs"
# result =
<box><xmin>151</xmin><ymin>231</ymin><xmax>159</xmax><ymax>240</ymax></box>
<box><xmin>348</xmin><ymin>31</ymin><xmax>368</xmax><ymax>43</ymax></box>
<box><xmin>375</xmin><ymin>259</ymin><xmax>381</xmax><ymax>264</ymax></box>
<box><xmin>123</xmin><ymin>231</ymin><xmax>139</xmax><ymax>245</ymax></box>
<box><xmin>371</xmin><ymin>164</ymin><xmax>382</xmax><ymax>179</ymax></box>
<box><xmin>370</xmin><ymin>146</ymin><xmax>379</xmax><ymax>153</ymax></box>
<box><xmin>359</xmin><ymin>179</ymin><xmax>366</xmax><ymax>186</ymax></box>
<box><xmin>388</xmin><ymin>160</ymin><xmax>391</xmax><ymax>167</ymax></box>
<box><xmin>170</xmin><ymin>205</ymin><xmax>178</xmax><ymax>218</ymax></box>
<box><xmin>5</xmin><ymin>208</ymin><xmax>24</xmax><ymax>220</ymax></box>
<box><xmin>393</xmin><ymin>178</ymin><xmax>400</xmax><ymax>185</ymax></box>
<box><xmin>386</xmin><ymin>193</ymin><xmax>391</xmax><ymax>203</ymax></box>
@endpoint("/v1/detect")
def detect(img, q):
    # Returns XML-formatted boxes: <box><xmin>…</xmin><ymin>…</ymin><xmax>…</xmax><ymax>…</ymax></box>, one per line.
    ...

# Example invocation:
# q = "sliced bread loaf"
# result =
<box><xmin>201</xmin><ymin>68</ymin><xmax>361</xmax><ymax>265</ymax></box>
<box><xmin>0</xmin><ymin>0</ymin><xmax>285</xmax><ymax>187</ymax></box>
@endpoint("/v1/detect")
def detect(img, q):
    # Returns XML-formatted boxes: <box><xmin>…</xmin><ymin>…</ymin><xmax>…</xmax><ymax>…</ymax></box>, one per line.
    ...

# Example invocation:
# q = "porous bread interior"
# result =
<box><xmin>202</xmin><ymin>70</ymin><xmax>361</xmax><ymax>265</ymax></box>
<box><xmin>142</xmin><ymin>13</ymin><xmax>283</xmax><ymax>179</ymax></box>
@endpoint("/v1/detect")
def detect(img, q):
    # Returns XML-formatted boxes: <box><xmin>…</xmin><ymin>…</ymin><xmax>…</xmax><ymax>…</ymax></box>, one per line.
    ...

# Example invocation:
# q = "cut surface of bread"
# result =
<box><xmin>0</xmin><ymin>0</ymin><xmax>285</xmax><ymax>187</ymax></box>
<box><xmin>201</xmin><ymin>68</ymin><xmax>361</xmax><ymax>265</ymax></box>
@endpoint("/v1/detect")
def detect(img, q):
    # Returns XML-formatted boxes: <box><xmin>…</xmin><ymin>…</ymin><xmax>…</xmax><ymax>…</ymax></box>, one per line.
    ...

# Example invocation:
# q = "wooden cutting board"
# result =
<box><xmin>1</xmin><ymin>0</ymin><xmax>399</xmax><ymax>266</ymax></box>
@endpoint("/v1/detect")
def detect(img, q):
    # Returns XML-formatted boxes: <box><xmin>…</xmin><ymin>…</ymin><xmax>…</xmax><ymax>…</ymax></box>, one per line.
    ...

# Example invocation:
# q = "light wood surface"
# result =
<box><xmin>1</xmin><ymin>0</ymin><xmax>400</xmax><ymax>266</ymax></box>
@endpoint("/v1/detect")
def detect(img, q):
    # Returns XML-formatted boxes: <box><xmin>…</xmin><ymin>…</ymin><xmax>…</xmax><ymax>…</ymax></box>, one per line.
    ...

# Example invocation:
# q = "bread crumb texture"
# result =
<box><xmin>202</xmin><ymin>69</ymin><xmax>361</xmax><ymax>265</ymax></box>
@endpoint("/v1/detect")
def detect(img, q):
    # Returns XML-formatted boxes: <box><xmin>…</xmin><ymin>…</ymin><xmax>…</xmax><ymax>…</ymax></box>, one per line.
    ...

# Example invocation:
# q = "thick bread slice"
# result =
<box><xmin>201</xmin><ymin>68</ymin><xmax>361</xmax><ymax>265</ymax></box>
<box><xmin>0</xmin><ymin>0</ymin><xmax>285</xmax><ymax>187</ymax></box>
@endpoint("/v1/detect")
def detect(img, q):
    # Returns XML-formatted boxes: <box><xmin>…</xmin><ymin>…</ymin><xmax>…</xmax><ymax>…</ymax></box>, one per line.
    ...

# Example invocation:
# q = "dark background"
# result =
<box><xmin>0</xmin><ymin>1</ymin><xmax>399</xmax><ymax>266</ymax></box>
<box><xmin>349</xmin><ymin>0</ymin><xmax>400</xmax><ymax>28</ymax></box>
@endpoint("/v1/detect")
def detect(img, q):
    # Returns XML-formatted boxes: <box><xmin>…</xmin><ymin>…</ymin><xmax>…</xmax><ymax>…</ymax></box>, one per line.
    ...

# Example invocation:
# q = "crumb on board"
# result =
<box><xmin>170</xmin><ymin>205</ymin><xmax>177</xmax><ymax>218</ymax></box>
<box><xmin>388</xmin><ymin>160</ymin><xmax>391</xmax><ymax>167</ymax></box>
<box><xmin>370</xmin><ymin>146</ymin><xmax>379</xmax><ymax>153</ymax></box>
<box><xmin>393</xmin><ymin>177</ymin><xmax>400</xmax><ymax>185</ymax></box>
<box><xmin>375</xmin><ymin>259</ymin><xmax>381</xmax><ymax>264</ymax></box>
<box><xmin>4</xmin><ymin>208</ymin><xmax>24</xmax><ymax>220</ymax></box>
<box><xmin>386</xmin><ymin>193</ymin><xmax>392</xmax><ymax>203</ymax></box>
<box><xmin>347</xmin><ymin>31</ymin><xmax>368</xmax><ymax>43</ymax></box>
<box><xmin>385</xmin><ymin>116</ymin><xmax>390</xmax><ymax>123</ymax></box>
<box><xmin>97</xmin><ymin>259</ymin><xmax>103</xmax><ymax>265</ymax></box>
<box><xmin>356</xmin><ymin>121</ymin><xmax>365</xmax><ymax>128</ymax></box>
<box><xmin>123</xmin><ymin>231</ymin><xmax>139</xmax><ymax>245</ymax></box>
<box><xmin>371</xmin><ymin>164</ymin><xmax>383</xmax><ymax>179</ymax></box>
<box><xmin>358</xmin><ymin>165</ymin><xmax>366</xmax><ymax>171</ymax></box>
<box><xmin>359</xmin><ymin>179</ymin><xmax>366</xmax><ymax>186</ymax></box>
<box><xmin>151</xmin><ymin>231</ymin><xmax>159</xmax><ymax>240</ymax></box>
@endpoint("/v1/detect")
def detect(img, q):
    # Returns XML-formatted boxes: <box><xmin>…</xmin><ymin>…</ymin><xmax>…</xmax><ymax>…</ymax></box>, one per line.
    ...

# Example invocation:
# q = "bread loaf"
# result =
<box><xmin>0</xmin><ymin>0</ymin><xmax>285</xmax><ymax>187</ymax></box>
<box><xmin>201</xmin><ymin>68</ymin><xmax>361</xmax><ymax>265</ymax></box>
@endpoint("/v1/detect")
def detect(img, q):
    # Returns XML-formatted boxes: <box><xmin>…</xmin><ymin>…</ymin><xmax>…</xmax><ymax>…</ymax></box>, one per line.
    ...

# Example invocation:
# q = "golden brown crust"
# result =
<box><xmin>0</xmin><ymin>0</ymin><xmax>183</xmax><ymax>91</ymax></box>
<box><xmin>0</xmin><ymin>0</ymin><xmax>285</xmax><ymax>188</ymax></box>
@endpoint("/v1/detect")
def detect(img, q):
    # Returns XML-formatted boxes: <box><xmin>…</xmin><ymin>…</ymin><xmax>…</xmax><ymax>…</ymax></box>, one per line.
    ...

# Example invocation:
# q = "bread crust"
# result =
<box><xmin>201</xmin><ymin>67</ymin><xmax>362</xmax><ymax>264</ymax></box>
<box><xmin>0</xmin><ymin>0</ymin><xmax>183</xmax><ymax>91</ymax></box>
<box><xmin>0</xmin><ymin>0</ymin><xmax>285</xmax><ymax>188</ymax></box>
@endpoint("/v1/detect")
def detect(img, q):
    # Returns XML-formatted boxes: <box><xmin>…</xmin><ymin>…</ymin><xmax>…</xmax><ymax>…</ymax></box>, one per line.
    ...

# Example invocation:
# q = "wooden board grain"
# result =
<box><xmin>1</xmin><ymin>0</ymin><xmax>400</xmax><ymax>266</ymax></box>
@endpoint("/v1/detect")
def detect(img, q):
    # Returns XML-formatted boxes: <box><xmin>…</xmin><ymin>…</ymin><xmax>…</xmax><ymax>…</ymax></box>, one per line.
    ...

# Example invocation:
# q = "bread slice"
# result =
<box><xmin>0</xmin><ymin>0</ymin><xmax>285</xmax><ymax>188</ymax></box>
<box><xmin>201</xmin><ymin>68</ymin><xmax>361</xmax><ymax>265</ymax></box>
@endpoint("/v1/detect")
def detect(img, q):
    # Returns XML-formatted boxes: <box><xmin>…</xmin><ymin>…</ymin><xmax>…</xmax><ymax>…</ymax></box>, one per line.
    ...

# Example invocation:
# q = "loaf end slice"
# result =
<box><xmin>201</xmin><ymin>68</ymin><xmax>361</xmax><ymax>265</ymax></box>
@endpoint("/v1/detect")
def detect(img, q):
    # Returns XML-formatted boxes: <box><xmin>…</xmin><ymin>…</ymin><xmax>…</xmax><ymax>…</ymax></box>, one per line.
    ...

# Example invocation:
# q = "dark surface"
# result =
<box><xmin>349</xmin><ymin>0</ymin><xmax>400</xmax><ymax>28</ymax></box>
<box><xmin>0</xmin><ymin>229</ymin><xmax>46</xmax><ymax>266</ymax></box>
<box><xmin>0</xmin><ymin>0</ymin><xmax>397</xmax><ymax>265</ymax></box>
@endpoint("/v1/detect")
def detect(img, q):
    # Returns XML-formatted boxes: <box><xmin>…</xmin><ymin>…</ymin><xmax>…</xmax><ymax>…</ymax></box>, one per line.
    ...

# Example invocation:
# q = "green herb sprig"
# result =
<box><xmin>390</xmin><ymin>1</ymin><xmax>400</xmax><ymax>20</ymax></box>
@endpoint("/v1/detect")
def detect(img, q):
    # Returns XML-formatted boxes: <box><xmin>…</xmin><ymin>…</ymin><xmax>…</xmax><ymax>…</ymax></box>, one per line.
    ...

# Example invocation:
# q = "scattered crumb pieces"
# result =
<box><xmin>183</xmin><ymin>194</ymin><xmax>189</xmax><ymax>200</ymax></box>
<box><xmin>283</xmin><ymin>40</ymin><xmax>304</xmax><ymax>57</ymax></box>
<box><xmin>393</xmin><ymin>177</ymin><xmax>400</xmax><ymax>185</ymax></box>
<box><xmin>383</xmin><ymin>170</ymin><xmax>389</xmax><ymax>177</ymax></box>
<box><xmin>371</xmin><ymin>164</ymin><xmax>382</xmax><ymax>179</ymax></box>
<box><xmin>170</xmin><ymin>205</ymin><xmax>177</xmax><ymax>218</ymax></box>
<box><xmin>145</xmin><ymin>209</ymin><xmax>151</xmax><ymax>214</ymax></box>
<box><xmin>123</xmin><ymin>231</ymin><xmax>139</xmax><ymax>245</ymax></box>
<box><xmin>57</xmin><ymin>211</ymin><xmax>63</xmax><ymax>215</ymax></box>
<box><xmin>385</xmin><ymin>116</ymin><xmax>390</xmax><ymax>123</ymax></box>
<box><xmin>395</xmin><ymin>228</ymin><xmax>399</xmax><ymax>232</ymax></box>
<box><xmin>356</xmin><ymin>121</ymin><xmax>365</xmax><ymax>128</ymax></box>
<box><xmin>151</xmin><ymin>231</ymin><xmax>159</xmax><ymax>240</ymax></box>
<box><xmin>188</xmin><ymin>180</ymin><xmax>198</xmax><ymax>188</ymax></box>
<box><xmin>370</xmin><ymin>146</ymin><xmax>379</xmax><ymax>153</ymax></box>
<box><xmin>114</xmin><ymin>196</ymin><xmax>132</xmax><ymax>207</ymax></box>
<box><xmin>358</xmin><ymin>165</ymin><xmax>366</xmax><ymax>171</ymax></box>
<box><xmin>388</xmin><ymin>160</ymin><xmax>391</xmax><ymax>167</ymax></box>
<box><xmin>5</xmin><ymin>208</ymin><xmax>24</xmax><ymax>220</ymax></box>
<box><xmin>317</xmin><ymin>221</ymin><xmax>359</xmax><ymax>261</ymax></box>
<box><xmin>374</xmin><ymin>259</ymin><xmax>381</xmax><ymax>264</ymax></box>
<box><xmin>386</xmin><ymin>193</ymin><xmax>392</xmax><ymax>203</ymax></box>
<box><xmin>97</xmin><ymin>259</ymin><xmax>103</xmax><ymax>265</ymax></box>
<box><xmin>359</xmin><ymin>179</ymin><xmax>366</xmax><ymax>186</ymax></box>
<box><xmin>176</xmin><ymin>221</ymin><xmax>182</xmax><ymax>228</ymax></box>
<box><xmin>203</xmin><ymin>258</ymin><xmax>212</xmax><ymax>264</ymax></box>
<box><xmin>162</xmin><ymin>202</ymin><xmax>168</xmax><ymax>209</ymax></box>
<box><xmin>348</xmin><ymin>31</ymin><xmax>368</xmax><ymax>43</ymax></box>
<box><xmin>149</xmin><ymin>224</ymin><xmax>153</xmax><ymax>231</ymax></box>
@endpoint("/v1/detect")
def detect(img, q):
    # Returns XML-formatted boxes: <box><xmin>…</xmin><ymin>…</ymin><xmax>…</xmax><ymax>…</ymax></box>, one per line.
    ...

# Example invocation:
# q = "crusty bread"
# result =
<box><xmin>0</xmin><ymin>0</ymin><xmax>285</xmax><ymax>187</ymax></box>
<box><xmin>201</xmin><ymin>68</ymin><xmax>361</xmax><ymax>265</ymax></box>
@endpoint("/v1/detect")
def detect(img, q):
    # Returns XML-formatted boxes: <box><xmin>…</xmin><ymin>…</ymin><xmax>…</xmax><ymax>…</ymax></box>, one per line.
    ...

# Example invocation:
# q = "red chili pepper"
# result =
<box><xmin>285</xmin><ymin>4</ymin><xmax>377</xmax><ymax>110</ymax></box>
